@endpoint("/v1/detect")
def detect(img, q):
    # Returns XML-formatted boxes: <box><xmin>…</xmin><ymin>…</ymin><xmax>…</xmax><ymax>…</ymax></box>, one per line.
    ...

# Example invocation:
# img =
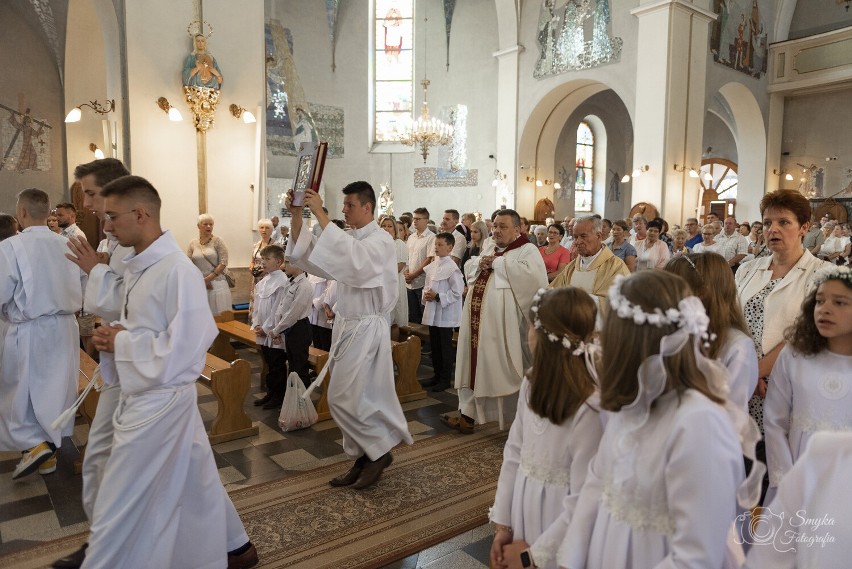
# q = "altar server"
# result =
<box><xmin>62</xmin><ymin>161</ymin><xmax>257</xmax><ymax>569</ymax></box>
<box><xmin>285</xmin><ymin>181</ymin><xmax>413</xmax><ymax>490</ymax></box>
<box><xmin>79</xmin><ymin>176</ymin><xmax>227</xmax><ymax>569</ymax></box>
<box><xmin>0</xmin><ymin>189</ymin><xmax>83</xmax><ymax>479</ymax></box>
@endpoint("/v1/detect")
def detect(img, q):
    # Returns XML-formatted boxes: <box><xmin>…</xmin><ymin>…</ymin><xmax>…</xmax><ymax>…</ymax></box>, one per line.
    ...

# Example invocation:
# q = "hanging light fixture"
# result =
<box><xmin>399</xmin><ymin>9</ymin><xmax>453</xmax><ymax>162</ymax></box>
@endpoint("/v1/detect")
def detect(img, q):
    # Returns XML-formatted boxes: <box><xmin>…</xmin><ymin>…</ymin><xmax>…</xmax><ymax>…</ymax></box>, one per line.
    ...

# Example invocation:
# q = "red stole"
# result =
<box><xmin>467</xmin><ymin>234</ymin><xmax>529</xmax><ymax>388</ymax></box>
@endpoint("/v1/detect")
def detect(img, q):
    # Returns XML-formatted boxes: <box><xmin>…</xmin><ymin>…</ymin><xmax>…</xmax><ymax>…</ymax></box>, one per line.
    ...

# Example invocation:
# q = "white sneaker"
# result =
<box><xmin>12</xmin><ymin>442</ymin><xmax>54</xmax><ymax>480</ymax></box>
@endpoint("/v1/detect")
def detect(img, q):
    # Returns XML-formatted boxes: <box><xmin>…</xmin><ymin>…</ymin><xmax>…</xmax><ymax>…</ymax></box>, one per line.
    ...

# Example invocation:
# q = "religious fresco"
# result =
<box><xmin>265</xmin><ymin>21</ymin><xmax>344</xmax><ymax>158</ymax></box>
<box><xmin>0</xmin><ymin>101</ymin><xmax>51</xmax><ymax>173</ymax></box>
<box><xmin>710</xmin><ymin>0</ymin><xmax>768</xmax><ymax>78</ymax></box>
<box><xmin>534</xmin><ymin>0</ymin><xmax>622</xmax><ymax>79</ymax></box>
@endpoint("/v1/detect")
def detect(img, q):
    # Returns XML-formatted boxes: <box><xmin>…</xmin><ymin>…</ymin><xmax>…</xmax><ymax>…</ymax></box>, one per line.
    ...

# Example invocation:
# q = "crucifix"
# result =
<box><xmin>183</xmin><ymin>5</ymin><xmax>223</xmax><ymax>214</ymax></box>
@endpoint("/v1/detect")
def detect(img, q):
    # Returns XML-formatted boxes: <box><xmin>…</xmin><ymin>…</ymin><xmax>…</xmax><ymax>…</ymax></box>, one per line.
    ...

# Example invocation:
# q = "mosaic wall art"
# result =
<box><xmin>0</xmin><ymin>103</ymin><xmax>52</xmax><ymax>172</ymax></box>
<box><xmin>414</xmin><ymin>167</ymin><xmax>478</xmax><ymax>188</ymax></box>
<box><xmin>267</xmin><ymin>177</ymin><xmax>323</xmax><ymax>219</ymax></box>
<box><xmin>710</xmin><ymin>0</ymin><xmax>768</xmax><ymax>78</ymax></box>
<box><xmin>437</xmin><ymin>104</ymin><xmax>467</xmax><ymax>171</ymax></box>
<box><xmin>534</xmin><ymin>0</ymin><xmax>622</xmax><ymax>79</ymax></box>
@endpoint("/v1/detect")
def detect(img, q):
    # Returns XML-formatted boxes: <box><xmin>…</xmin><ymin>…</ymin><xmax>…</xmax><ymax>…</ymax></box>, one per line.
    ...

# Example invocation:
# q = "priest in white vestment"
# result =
<box><xmin>0</xmin><ymin>189</ymin><xmax>83</xmax><ymax>480</ymax></box>
<box><xmin>79</xmin><ymin>176</ymin><xmax>228</xmax><ymax>569</ymax></box>
<box><xmin>450</xmin><ymin>209</ymin><xmax>548</xmax><ymax>430</ymax></box>
<box><xmin>286</xmin><ymin>182</ymin><xmax>413</xmax><ymax>489</ymax></box>
<box><xmin>61</xmin><ymin>160</ymin><xmax>256</xmax><ymax>569</ymax></box>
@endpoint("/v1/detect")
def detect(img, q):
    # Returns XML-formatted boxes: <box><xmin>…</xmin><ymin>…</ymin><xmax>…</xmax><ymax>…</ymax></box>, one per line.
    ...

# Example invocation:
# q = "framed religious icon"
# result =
<box><xmin>292</xmin><ymin>141</ymin><xmax>328</xmax><ymax>206</ymax></box>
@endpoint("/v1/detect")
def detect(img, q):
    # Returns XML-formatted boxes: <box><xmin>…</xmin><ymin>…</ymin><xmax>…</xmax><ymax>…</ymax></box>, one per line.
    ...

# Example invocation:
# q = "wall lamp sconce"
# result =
<box><xmin>65</xmin><ymin>99</ymin><xmax>115</xmax><ymax>123</ymax></box>
<box><xmin>157</xmin><ymin>97</ymin><xmax>183</xmax><ymax>121</ymax></box>
<box><xmin>674</xmin><ymin>164</ymin><xmax>713</xmax><ymax>181</ymax></box>
<box><xmin>631</xmin><ymin>164</ymin><xmax>650</xmax><ymax>178</ymax></box>
<box><xmin>229</xmin><ymin>104</ymin><xmax>257</xmax><ymax>124</ymax></box>
<box><xmin>773</xmin><ymin>168</ymin><xmax>795</xmax><ymax>181</ymax></box>
<box><xmin>88</xmin><ymin>143</ymin><xmax>105</xmax><ymax>160</ymax></box>
<box><xmin>526</xmin><ymin>177</ymin><xmax>553</xmax><ymax>187</ymax></box>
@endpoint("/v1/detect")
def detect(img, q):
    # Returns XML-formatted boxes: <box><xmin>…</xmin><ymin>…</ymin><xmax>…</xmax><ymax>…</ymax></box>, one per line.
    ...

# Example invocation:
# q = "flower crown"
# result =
<box><xmin>530</xmin><ymin>288</ymin><xmax>596</xmax><ymax>355</ymax></box>
<box><xmin>813</xmin><ymin>265</ymin><xmax>852</xmax><ymax>287</ymax></box>
<box><xmin>607</xmin><ymin>275</ymin><xmax>715</xmax><ymax>346</ymax></box>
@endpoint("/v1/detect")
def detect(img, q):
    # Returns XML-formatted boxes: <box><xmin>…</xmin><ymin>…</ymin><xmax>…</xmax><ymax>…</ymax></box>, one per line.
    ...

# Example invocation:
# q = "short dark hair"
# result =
<box><xmin>602</xmin><ymin>218</ymin><xmax>612</xmax><ymax>229</ymax></box>
<box><xmin>17</xmin><ymin>188</ymin><xmax>50</xmax><ymax>219</ymax></box>
<box><xmin>399</xmin><ymin>212</ymin><xmax>413</xmax><ymax>225</ymax></box>
<box><xmin>341</xmin><ymin>181</ymin><xmax>376</xmax><ymax>213</ymax></box>
<box><xmin>413</xmin><ymin>207</ymin><xmax>430</xmax><ymax>219</ymax></box>
<box><xmin>100</xmin><ymin>175</ymin><xmax>162</xmax><ymax>214</ymax></box>
<box><xmin>435</xmin><ymin>232</ymin><xmax>455</xmax><ymax>247</ymax></box>
<box><xmin>494</xmin><ymin>209</ymin><xmax>521</xmax><ymax>227</ymax></box>
<box><xmin>444</xmin><ymin>209</ymin><xmax>460</xmax><ymax>221</ymax></box>
<box><xmin>647</xmin><ymin>219</ymin><xmax>663</xmax><ymax>231</ymax></box>
<box><xmin>55</xmin><ymin>202</ymin><xmax>76</xmax><ymax>214</ymax></box>
<box><xmin>548</xmin><ymin>223</ymin><xmax>565</xmax><ymax>237</ymax></box>
<box><xmin>760</xmin><ymin>189</ymin><xmax>811</xmax><ymax>227</ymax></box>
<box><xmin>331</xmin><ymin>219</ymin><xmax>345</xmax><ymax>229</ymax></box>
<box><xmin>490</xmin><ymin>210</ymin><xmax>501</xmax><ymax>222</ymax></box>
<box><xmin>260</xmin><ymin>244</ymin><xmax>285</xmax><ymax>262</ymax></box>
<box><xmin>0</xmin><ymin>214</ymin><xmax>18</xmax><ymax>240</ymax></box>
<box><xmin>613</xmin><ymin>219</ymin><xmax>629</xmax><ymax>231</ymax></box>
<box><xmin>519</xmin><ymin>216</ymin><xmax>530</xmax><ymax>227</ymax></box>
<box><xmin>73</xmin><ymin>158</ymin><xmax>130</xmax><ymax>188</ymax></box>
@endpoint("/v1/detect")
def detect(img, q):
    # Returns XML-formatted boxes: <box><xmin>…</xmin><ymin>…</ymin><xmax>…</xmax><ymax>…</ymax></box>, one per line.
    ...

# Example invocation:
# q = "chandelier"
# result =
<box><xmin>401</xmin><ymin>79</ymin><xmax>453</xmax><ymax>162</ymax></box>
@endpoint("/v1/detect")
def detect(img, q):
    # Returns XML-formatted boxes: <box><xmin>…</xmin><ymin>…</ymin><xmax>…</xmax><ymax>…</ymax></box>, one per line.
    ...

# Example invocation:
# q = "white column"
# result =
<box><xmin>630</xmin><ymin>0</ymin><xmax>716</xmax><ymax>224</ymax></box>
<box><xmin>493</xmin><ymin>44</ymin><xmax>522</xmax><ymax>211</ymax></box>
<box><xmin>765</xmin><ymin>92</ymin><xmax>784</xmax><ymax>194</ymax></box>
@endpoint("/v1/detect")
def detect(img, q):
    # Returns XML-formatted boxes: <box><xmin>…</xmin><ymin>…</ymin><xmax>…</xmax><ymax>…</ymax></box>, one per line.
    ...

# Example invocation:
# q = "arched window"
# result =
<box><xmin>575</xmin><ymin>121</ymin><xmax>594</xmax><ymax>212</ymax></box>
<box><xmin>373</xmin><ymin>0</ymin><xmax>415</xmax><ymax>143</ymax></box>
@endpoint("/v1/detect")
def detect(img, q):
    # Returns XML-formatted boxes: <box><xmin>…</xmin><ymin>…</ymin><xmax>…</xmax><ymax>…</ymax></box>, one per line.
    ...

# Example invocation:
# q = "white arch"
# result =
<box><xmin>493</xmin><ymin>0</ymin><xmax>519</xmax><ymax>49</ymax></box>
<box><xmin>773</xmin><ymin>0</ymin><xmax>798</xmax><ymax>42</ymax></box>
<box><xmin>716</xmin><ymin>82</ymin><xmax>767</xmax><ymax>222</ymax></box>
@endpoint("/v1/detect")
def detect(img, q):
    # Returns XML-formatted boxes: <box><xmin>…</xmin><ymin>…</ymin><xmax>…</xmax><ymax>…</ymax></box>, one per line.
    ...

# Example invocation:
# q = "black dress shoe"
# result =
<box><xmin>253</xmin><ymin>393</ymin><xmax>273</xmax><ymax>407</ymax></box>
<box><xmin>262</xmin><ymin>398</ymin><xmax>283</xmax><ymax>410</ymax></box>
<box><xmin>52</xmin><ymin>543</ymin><xmax>88</xmax><ymax>569</ymax></box>
<box><xmin>329</xmin><ymin>455</ymin><xmax>368</xmax><ymax>487</ymax></box>
<box><xmin>227</xmin><ymin>542</ymin><xmax>259</xmax><ymax>569</ymax></box>
<box><xmin>420</xmin><ymin>377</ymin><xmax>439</xmax><ymax>387</ymax></box>
<box><xmin>352</xmin><ymin>452</ymin><xmax>393</xmax><ymax>489</ymax></box>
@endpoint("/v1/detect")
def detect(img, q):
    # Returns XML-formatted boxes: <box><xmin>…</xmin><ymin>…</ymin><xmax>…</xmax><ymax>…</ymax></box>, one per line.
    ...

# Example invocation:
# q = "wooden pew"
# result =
<box><xmin>308</xmin><ymin>337</ymin><xmax>426</xmax><ymax>423</ymax></box>
<box><xmin>210</xmin><ymin>317</ymin><xmax>268</xmax><ymax>387</ymax></box>
<box><xmin>73</xmin><ymin>349</ymin><xmax>101</xmax><ymax>474</ymax></box>
<box><xmin>199</xmin><ymin>353</ymin><xmax>259</xmax><ymax>444</ymax></box>
<box><xmin>399</xmin><ymin>322</ymin><xmax>458</xmax><ymax>346</ymax></box>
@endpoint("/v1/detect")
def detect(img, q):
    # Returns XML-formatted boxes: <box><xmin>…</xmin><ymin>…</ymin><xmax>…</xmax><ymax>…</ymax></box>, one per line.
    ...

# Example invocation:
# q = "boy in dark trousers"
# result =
<box><xmin>252</xmin><ymin>245</ymin><xmax>289</xmax><ymax>409</ymax></box>
<box><xmin>271</xmin><ymin>259</ymin><xmax>314</xmax><ymax>388</ymax></box>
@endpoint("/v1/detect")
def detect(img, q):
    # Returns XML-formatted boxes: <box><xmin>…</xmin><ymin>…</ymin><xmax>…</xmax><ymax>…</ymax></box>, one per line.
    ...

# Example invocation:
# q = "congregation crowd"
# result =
<box><xmin>1</xmin><ymin>157</ymin><xmax>851</xmax><ymax>569</ymax></box>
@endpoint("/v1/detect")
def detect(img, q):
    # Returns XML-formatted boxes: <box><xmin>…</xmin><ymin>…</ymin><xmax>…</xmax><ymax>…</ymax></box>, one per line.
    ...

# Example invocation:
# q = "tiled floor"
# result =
<box><xmin>0</xmin><ymin>344</ymin><xmax>491</xmax><ymax>568</ymax></box>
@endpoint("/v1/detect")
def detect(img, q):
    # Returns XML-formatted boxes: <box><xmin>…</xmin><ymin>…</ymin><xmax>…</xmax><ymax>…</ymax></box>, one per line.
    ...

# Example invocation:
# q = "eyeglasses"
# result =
<box><xmin>104</xmin><ymin>210</ymin><xmax>137</xmax><ymax>222</ymax></box>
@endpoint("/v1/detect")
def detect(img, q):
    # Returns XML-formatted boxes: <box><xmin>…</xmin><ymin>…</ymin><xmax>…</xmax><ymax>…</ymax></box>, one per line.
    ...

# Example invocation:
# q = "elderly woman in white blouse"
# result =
<box><xmin>187</xmin><ymin>213</ymin><xmax>232</xmax><ymax>316</ymax></box>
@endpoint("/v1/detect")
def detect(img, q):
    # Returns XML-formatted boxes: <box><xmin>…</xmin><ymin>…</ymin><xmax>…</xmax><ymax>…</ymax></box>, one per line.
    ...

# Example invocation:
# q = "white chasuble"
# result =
<box><xmin>454</xmin><ymin>237</ymin><xmax>548</xmax><ymax>427</ymax></box>
<box><xmin>287</xmin><ymin>221</ymin><xmax>413</xmax><ymax>460</ymax></box>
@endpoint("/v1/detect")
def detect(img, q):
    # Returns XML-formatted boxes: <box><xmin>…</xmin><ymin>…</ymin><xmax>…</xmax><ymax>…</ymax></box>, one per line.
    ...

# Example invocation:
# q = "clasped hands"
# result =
<box><xmin>92</xmin><ymin>323</ymin><xmax>126</xmax><ymax>353</ymax></box>
<box><xmin>422</xmin><ymin>288</ymin><xmax>437</xmax><ymax>302</ymax></box>
<box><xmin>254</xmin><ymin>325</ymin><xmax>282</xmax><ymax>344</ymax></box>
<box><xmin>479</xmin><ymin>255</ymin><xmax>496</xmax><ymax>271</ymax></box>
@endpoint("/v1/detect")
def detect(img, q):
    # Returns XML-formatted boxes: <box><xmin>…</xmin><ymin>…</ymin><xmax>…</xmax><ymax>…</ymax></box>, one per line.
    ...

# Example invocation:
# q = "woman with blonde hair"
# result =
<box><xmin>462</xmin><ymin>220</ymin><xmax>488</xmax><ymax>275</ymax></box>
<box><xmin>187</xmin><ymin>213</ymin><xmax>232</xmax><ymax>316</ymax></box>
<box><xmin>380</xmin><ymin>215</ymin><xmax>408</xmax><ymax>340</ymax></box>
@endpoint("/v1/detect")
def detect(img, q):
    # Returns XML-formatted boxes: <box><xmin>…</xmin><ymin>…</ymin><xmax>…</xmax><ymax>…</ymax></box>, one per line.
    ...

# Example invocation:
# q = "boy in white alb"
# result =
<box><xmin>422</xmin><ymin>232</ymin><xmax>465</xmax><ymax>392</ymax></box>
<box><xmin>271</xmin><ymin>260</ymin><xmax>314</xmax><ymax>387</ymax></box>
<box><xmin>252</xmin><ymin>244</ymin><xmax>289</xmax><ymax>410</ymax></box>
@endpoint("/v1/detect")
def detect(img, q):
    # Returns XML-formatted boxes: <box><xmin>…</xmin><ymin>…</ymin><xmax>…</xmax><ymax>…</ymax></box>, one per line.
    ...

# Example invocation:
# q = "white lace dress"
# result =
<box><xmin>490</xmin><ymin>379</ymin><xmax>604</xmax><ymax>569</ymax></box>
<box><xmin>763</xmin><ymin>346</ymin><xmax>852</xmax><ymax>488</ymax></box>
<box><xmin>558</xmin><ymin>389</ymin><xmax>746</xmax><ymax>569</ymax></box>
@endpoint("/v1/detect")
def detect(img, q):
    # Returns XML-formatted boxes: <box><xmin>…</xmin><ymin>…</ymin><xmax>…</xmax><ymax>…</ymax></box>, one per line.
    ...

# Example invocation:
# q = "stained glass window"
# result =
<box><xmin>374</xmin><ymin>0</ymin><xmax>414</xmax><ymax>142</ymax></box>
<box><xmin>575</xmin><ymin>121</ymin><xmax>594</xmax><ymax>212</ymax></box>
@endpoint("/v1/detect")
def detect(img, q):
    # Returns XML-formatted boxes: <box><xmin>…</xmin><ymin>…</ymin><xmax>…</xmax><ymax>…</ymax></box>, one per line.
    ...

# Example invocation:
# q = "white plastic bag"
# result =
<box><xmin>278</xmin><ymin>372</ymin><xmax>318</xmax><ymax>431</ymax></box>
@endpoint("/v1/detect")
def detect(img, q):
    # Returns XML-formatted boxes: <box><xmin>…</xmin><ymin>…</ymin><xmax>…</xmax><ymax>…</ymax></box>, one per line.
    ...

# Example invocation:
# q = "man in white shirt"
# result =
<box><xmin>0</xmin><ymin>189</ymin><xmax>83</xmax><ymax>480</ymax></box>
<box><xmin>405</xmin><ymin>207</ymin><xmax>435</xmax><ymax>324</ymax></box>
<box><xmin>561</xmin><ymin>216</ymin><xmax>575</xmax><ymax>248</ymax></box>
<box><xmin>73</xmin><ymin>175</ymin><xmax>232</xmax><ymax>568</ymax></box>
<box><xmin>440</xmin><ymin>209</ymin><xmax>468</xmax><ymax>266</ymax></box>
<box><xmin>286</xmin><ymin>181</ymin><xmax>413</xmax><ymax>489</ymax></box>
<box><xmin>716</xmin><ymin>216</ymin><xmax>749</xmax><ymax>270</ymax></box>
<box><xmin>55</xmin><ymin>202</ymin><xmax>87</xmax><ymax>241</ymax></box>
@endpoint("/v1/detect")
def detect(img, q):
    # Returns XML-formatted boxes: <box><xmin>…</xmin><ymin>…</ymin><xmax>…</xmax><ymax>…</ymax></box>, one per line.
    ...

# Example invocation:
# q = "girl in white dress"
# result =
<box><xmin>665</xmin><ymin>252</ymin><xmax>758</xmax><ymax>411</ymax></box>
<box><xmin>763</xmin><ymin>266</ymin><xmax>852</xmax><ymax>494</ymax></box>
<box><xmin>557</xmin><ymin>271</ymin><xmax>763</xmax><ymax>569</ymax></box>
<box><xmin>490</xmin><ymin>287</ymin><xmax>604</xmax><ymax>569</ymax></box>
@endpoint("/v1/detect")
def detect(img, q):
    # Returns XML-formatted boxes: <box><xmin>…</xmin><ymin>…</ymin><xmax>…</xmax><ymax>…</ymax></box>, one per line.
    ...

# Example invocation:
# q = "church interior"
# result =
<box><xmin>1</xmin><ymin>0</ymin><xmax>852</xmax><ymax>567</ymax></box>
